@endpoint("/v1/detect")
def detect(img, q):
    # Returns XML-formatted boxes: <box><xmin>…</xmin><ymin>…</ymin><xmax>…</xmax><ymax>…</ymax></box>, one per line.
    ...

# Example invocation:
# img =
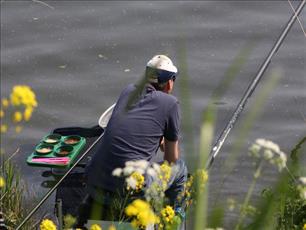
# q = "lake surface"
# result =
<box><xmin>1</xmin><ymin>1</ymin><xmax>305</xmax><ymax>228</ymax></box>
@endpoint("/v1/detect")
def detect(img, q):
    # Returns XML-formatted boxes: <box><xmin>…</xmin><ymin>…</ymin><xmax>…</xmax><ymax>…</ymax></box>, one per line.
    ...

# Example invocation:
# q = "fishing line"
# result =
<box><xmin>287</xmin><ymin>0</ymin><xmax>306</xmax><ymax>37</ymax></box>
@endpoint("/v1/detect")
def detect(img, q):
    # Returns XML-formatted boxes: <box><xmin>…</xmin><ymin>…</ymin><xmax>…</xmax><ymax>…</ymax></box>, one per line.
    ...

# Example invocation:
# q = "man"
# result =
<box><xmin>76</xmin><ymin>55</ymin><xmax>188</xmax><ymax>226</ymax></box>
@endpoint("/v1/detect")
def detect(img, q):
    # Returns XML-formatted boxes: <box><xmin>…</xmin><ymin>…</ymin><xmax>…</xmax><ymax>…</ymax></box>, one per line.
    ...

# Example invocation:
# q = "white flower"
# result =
<box><xmin>147</xmin><ymin>168</ymin><xmax>157</xmax><ymax>178</ymax></box>
<box><xmin>255</xmin><ymin>138</ymin><xmax>280</xmax><ymax>153</ymax></box>
<box><xmin>265</xmin><ymin>140</ymin><xmax>280</xmax><ymax>153</ymax></box>
<box><xmin>112</xmin><ymin>168</ymin><xmax>122</xmax><ymax>177</ymax></box>
<box><xmin>276</xmin><ymin>151</ymin><xmax>287</xmax><ymax>171</ymax></box>
<box><xmin>135</xmin><ymin>168</ymin><xmax>145</xmax><ymax>175</ymax></box>
<box><xmin>134</xmin><ymin>160</ymin><xmax>149</xmax><ymax>169</ymax></box>
<box><xmin>263</xmin><ymin>149</ymin><xmax>274</xmax><ymax>160</ymax></box>
<box><xmin>255</xmin><ymin>138</ymin><xmax>266</xmax><ymax>147</ymax></box>
<box><xmin>251</xmin><ymin>138</ymin><xmax>287</xmax><ymax>171</ymax></box>
<box><xmin>126</xmin><ymin>176</ymin><xmax>137</xmax><ymax>189</ymax></box>
<box><xmin>125</xmin><ymin>161</ymin><xmax>136</xmax><ymax>167</ymax></box>
<box><xmin>298</xmin><ymin>177</ymin><xmax>306</xmax><ymax>185</ymax></box>
<box><xmin>249</xmin><ymin>143</ymin><xmax>261</xmax><ymax>158</ymax></box>
<box><xmin>152</xmin><ymin>163</ymin><xmax>161</xmax><ymax>173</ymax></box>
<box><xmin>123</xmin><ymin>166</ymin><xmax>135</xmax><ymax>176</ymax></box>
<box><xmin>297</xmin><ymin>184</ymin><xmax>306</xmax><ymax>200</ymax></box>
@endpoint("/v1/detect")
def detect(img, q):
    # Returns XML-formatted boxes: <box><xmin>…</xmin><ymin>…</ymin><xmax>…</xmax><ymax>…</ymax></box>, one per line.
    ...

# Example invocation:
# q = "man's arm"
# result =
<box><xmin>163</xmin><ymin>138</ymin><xmax>179</xmax><ymax>163</ymax></box>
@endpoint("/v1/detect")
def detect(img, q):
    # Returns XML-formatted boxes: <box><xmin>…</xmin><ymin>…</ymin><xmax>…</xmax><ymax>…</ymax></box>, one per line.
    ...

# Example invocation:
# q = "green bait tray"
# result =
<box><xmin>26</xmin><ymin>133</ymin><xmax>86</xmax><ymax>168</ymax></box>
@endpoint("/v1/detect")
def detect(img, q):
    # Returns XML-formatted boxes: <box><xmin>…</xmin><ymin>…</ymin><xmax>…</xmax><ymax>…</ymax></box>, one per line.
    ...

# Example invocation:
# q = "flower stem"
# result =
<box><xmin>235</xmin><ymin>160</ymin><xmax>263</xmax><ymax>230</ymax></box>
<box><xmin>119</xmin><ymin>190</ymin><xmax>131</xmax><ymax>222</ymax></box>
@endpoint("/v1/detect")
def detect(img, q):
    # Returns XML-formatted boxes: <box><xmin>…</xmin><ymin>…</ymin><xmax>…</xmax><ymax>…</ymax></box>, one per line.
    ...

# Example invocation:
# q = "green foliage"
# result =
<box><xmin>0</xmin><ymin>85</ymin><xmax>38</xmax><ymax>229</ymax></box>
<box><xmin>246</xmin><ymin>136</ymin><xmax>306</xmax><ymax>230</ymax></box>
<box><xmin>0</xmin><ymin>159</ymin><xmax>34</xmax><ymax>230</ymax></box>
<box><xmin>275</xmin><ymin>180</ymin><xmax>306</xmax><ymax>230</ymax></box>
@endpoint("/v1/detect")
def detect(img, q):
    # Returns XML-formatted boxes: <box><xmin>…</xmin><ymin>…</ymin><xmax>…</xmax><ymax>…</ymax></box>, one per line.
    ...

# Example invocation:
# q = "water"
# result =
<box><xmin>1</xmin><ymin>1</ymin><xmax>305</xmax><ymax>228</ymax></box>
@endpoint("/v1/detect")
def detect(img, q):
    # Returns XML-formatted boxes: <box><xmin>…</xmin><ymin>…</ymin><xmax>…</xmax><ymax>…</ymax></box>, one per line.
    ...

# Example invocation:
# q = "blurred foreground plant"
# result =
<box><xmin>1</xmin><ymin>85</ymin><xmax>38</xmax><ymax>229</ymax></box>
<box><xmin>108</xmin><ymin>160</ymin><xmax>209</xmax><ymax>229</ymax></box>
<box><xmin>234</xmin><ymin>139</ymin><xmax>287</xmax><ymax>230</ymax></box>
<box><xmin>1</xmin><ymin>85</ymin><xmax>37</xmax><ymax>135</ymax></box>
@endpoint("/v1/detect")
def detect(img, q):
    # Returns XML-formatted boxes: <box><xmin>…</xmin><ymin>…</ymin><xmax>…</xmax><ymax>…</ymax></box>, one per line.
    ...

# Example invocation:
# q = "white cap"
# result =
<box><xmin>146</xmin><ymin>55</ymin><xmax>178</xmax><ymax>83</ymax></box>
<box><xmin>146</xmin><ymin>55</ymin><xmax>178</xmax><ymax>73</ymax></box>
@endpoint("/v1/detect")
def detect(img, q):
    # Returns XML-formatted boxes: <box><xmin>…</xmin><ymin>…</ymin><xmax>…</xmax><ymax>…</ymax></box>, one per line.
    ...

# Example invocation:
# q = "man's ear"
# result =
<box><xmin>163</xmin><ymin>80</ymin><xmax>171</xmax><ymax>93</ymax></box>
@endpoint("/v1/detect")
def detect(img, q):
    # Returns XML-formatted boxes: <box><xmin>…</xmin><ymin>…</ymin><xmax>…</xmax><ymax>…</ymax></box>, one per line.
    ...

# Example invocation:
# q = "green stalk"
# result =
<box><xmin>235</xmin><ymin>160</ymin><xmax>263</xmax><ymax>230</ymax></box>
<box><xmin>176</xmin><ymin>40</ymin><xmax>195</xmax><ymax>159</ymax></box>
<box><xmin>119</xmin><ymin>190</ymin><xmax>132</xmax><ymax>222</ymax></box>
<box><xmin>194</xmin><ymin>108</ymin><xmax>215</xmax><ymax>230</ymax></box>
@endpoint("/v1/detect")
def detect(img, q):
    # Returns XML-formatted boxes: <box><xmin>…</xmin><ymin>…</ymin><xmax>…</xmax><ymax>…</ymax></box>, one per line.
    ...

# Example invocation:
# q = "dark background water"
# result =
<box><xmin>1</xmin><ymin>1</ymin><xmax>305</xmax><ymax>228</ymax></box>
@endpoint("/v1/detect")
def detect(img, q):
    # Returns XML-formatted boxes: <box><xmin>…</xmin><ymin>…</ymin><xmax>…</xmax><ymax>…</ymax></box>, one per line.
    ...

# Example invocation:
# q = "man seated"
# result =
<box><xmin>76</xmin><ymin>54</ymin><xmax>188</xmax><ymax>227</ymax></box>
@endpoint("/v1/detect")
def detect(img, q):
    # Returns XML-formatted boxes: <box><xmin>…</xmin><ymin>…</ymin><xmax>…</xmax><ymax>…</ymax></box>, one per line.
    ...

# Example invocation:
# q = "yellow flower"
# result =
<box><xmin>196</xmin><ymin>169</ymin><xmax>208</xmax><ymax>190</ymax></box>
<box><xmin>160</xmin><ymin>205</ymin><xmax>175</xmax><ymax>224</ymax></box>
<box><xmin>10</xmin><ymin>85</ymin><xmax>38</xmax><ymax>108</ymax></box>
<box><xmin>303</xmin><ymin>223</ymin><xmax>306</xmax><ymax>230</ymax></box>
<box><xmin>125</xmin><ymin>199</ymin><xmax>158</xmax><ymax>228</ymax></box>
<box><xmin>108</xmin><ymin>225</ymin><xmax>116</xmax><ymax>230</ymax></box>
<box><xmin>39</xmin><ymin>219</ymin><xmax>57</xmax><ymax>230</ymax></box>
<box><xmin>13</xmin><ymin>111</ymin><xmax>23</xmax><ymax>123</ymax></box>
<box><xmin>1</xmin><ymin>124</ymin><xmax>8</xmax><ymax>133</ymax></box>
<box><xmin>24</xmin><ymin>107</ymin><xmax>33</xmax><ymax>121</ymax></box>
<box><xmin>197</xmin><ymin>169</ymin><xmax>208</xmax><ymax>182</ymax></box>
<box><xmin>15</xmin><ymin>125</ymin><xmax>23</xmax><ymax>134</ymax></box>
<box><xmin>0</xmin><ymin>176</ymin><xmax>5</xmax><ymax>188</ymax></box>
<box><xmin>2</xmin><ymin>98</ymin><xmax>9</xmax><ymax>108</ymax></box>
<box><xmin>90</xmin><ymin>224</ymin><xmax>102</xmax><ymax>230</ymax></box>
<box><xmin>159</xmin><ymin>161</ymin><xmax>172</xmax><ymax>189</ymax></box>
<box><xmin>127</xmin><ymin>172</ymin><xmax>145</xmax><ymax>192</ymax></box>
<box><xmin>0</xmin><ymin>110</ymin><xmax>4</xmax><ymax>118</ymax></box>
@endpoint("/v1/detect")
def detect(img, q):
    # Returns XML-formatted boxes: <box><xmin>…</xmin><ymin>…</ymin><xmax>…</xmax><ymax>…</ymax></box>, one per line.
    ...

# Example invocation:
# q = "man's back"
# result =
<box><xmin>86</xmin><ymin>83</ymin><xmax>180</xmax><ymax>193</ymax></box>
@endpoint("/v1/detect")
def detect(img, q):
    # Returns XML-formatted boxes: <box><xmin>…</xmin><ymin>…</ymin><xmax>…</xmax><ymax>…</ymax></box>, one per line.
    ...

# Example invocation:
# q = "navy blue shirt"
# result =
<box><xmin>86</xmin><ymin>83</ymin><xmax>180</xmax><ymax>193</ymax></box>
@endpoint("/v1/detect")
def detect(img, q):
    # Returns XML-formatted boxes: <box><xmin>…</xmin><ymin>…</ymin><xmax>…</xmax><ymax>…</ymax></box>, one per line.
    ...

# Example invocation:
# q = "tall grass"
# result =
<box><xmin>1</xmin><ymin>157</ymin><xmax>35</xmax><ymax>230</ymax></box>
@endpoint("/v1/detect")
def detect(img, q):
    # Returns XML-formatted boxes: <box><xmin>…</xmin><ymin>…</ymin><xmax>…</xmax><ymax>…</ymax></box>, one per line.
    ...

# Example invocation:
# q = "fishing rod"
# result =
<box><xmin>206</xmin><ymin>0</ymin><xmax>305</xmax><ymax>170</ymax></box>
<box><xmin>16</xmin><ymin>105</ymin><xmax>114</xmax><ymax>230</ymax></box>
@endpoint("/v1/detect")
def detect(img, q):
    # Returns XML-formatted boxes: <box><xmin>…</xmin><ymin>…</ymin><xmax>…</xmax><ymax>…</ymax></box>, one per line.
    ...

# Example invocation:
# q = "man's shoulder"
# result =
<box><xmin>116</xmin><ymin>83</ymin><xmax>136</xmax><ymax>99</ymax></box>
<box><xmin>155</xmin><ymin>91</ymin><xmax>178</xmax><ymax>105</ymax></box>
<box><xmin>123</xmin><ymin>83</ymin><xmax>136</xmax><ymax>94</ymax></box>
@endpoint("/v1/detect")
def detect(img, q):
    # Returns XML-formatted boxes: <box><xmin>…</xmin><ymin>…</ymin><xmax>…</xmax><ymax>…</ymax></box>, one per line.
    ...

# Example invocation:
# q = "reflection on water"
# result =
<box><xmin>1</xmin><ymin>1</ymin><xmax>305</xmax><ymax>227</ymax></box>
